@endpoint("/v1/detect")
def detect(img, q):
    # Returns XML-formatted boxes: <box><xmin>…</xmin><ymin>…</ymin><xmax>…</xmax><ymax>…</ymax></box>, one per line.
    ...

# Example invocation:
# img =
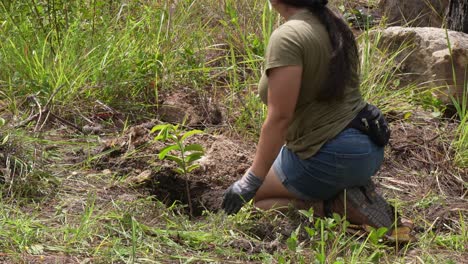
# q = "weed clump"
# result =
<box><xmin>0</xmin><ymin>119</ymin><xmax>57</xmax><ymax>199</ymax></box>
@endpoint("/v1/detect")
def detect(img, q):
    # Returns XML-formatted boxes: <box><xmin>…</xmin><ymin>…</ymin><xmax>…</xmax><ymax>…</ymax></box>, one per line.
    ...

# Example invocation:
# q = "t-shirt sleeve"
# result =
<box><xmin>264</xmin><ymin>25</ymin><xmax>303</xmax><ymax>75</ymax></box>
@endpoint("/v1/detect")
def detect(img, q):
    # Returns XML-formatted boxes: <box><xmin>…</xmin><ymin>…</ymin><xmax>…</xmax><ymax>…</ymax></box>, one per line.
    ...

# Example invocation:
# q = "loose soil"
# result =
<box><xmin>93</xmin><ymin>119</ymin><xmax>255</xmax><ymax>216</ymax></box>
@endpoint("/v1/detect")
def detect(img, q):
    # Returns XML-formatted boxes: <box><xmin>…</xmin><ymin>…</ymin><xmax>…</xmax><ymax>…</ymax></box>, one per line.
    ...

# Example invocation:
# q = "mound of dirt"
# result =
<box><xmin>157</xmin><ymin>88</ymin><xmax>223</xmax><ymax>127</ymax></box>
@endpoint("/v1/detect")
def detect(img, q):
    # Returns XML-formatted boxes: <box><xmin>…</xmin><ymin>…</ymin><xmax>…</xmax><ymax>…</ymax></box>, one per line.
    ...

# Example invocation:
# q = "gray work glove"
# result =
<box><xmin>222</xmin><ymin>170</ymin><xmax>263</xmax><ymax>215</ymax></box>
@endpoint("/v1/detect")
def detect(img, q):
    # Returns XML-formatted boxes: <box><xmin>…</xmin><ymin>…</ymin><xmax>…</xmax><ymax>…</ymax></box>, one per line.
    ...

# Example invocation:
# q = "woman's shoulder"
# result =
<box><xmin>270</xmin><ymin>21</ymin><xmax>309</xmax><ymax>42</ymax></box>
<box><xmin>274</xmin><ymin>13</ymin><xmax>324</xmax><ymax>38</ymax></box>
<box><xmin>270</xmin><ymin>23</ymin><xmax>322</xmax><ymax>49</ymax></box>
<box><xmin>270</xmin><ymin>23</ymin><xmax>299</xmax><ymax>40</ymax></box>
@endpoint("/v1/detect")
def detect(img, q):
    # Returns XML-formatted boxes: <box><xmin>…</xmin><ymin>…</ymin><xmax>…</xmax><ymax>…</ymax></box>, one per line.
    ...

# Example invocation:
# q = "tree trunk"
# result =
<box><xmin>447</xmin><ymin>0</ymin><xmax>468</xmax><ymax>33</ymax></box>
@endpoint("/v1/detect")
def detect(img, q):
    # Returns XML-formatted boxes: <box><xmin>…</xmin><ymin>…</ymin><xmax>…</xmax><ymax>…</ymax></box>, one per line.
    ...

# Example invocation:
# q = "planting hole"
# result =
<box><xmin>147</xmin><ymin>170</ymin><xmax>223</xmax><ymax>217</ymax></box>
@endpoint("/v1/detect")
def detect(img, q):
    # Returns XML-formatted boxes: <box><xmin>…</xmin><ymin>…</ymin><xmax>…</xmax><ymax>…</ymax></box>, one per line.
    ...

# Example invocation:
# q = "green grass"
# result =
<box><xmin>445</xmin><ymin>26</ymin><xmax>468</xmax><ymax>167</ymax></box>
<box><xmin>452</xmin><ymin>104</ymin><xmax>468</xmax><ymax>167</ymax></box>
<box><xmin>0</xmin><ymin>188</ymin><xmax>465</xmax><ymax>263</ymax></box>
<box><xmin>451</xmin><ymin>78</ymin><xmax>468</xmax><ymax>167</ymax></box>
<box><xmin>0</xmin><ymin>0</ymin><xmax>276</xmax><ymax>132</ymax></box>
<box><xmin>0</xmin><ymin>0</ymin><xmax>467</xmax><ymax>263</ymax></box>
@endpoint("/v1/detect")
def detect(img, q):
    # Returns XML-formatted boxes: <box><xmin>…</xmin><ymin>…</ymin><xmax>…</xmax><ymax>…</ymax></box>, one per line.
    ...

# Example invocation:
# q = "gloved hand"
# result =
<box><xmin>222</xmin><ymin>170</ymin><xmax>263</xmax><ymax>215</ymax></box>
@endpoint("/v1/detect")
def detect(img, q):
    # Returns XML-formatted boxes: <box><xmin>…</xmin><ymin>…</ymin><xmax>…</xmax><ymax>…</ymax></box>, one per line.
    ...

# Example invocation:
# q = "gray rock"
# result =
<box><xmin>379</xmin><ymin>0</ymin><xmax>449</xmax><ymax>27</ymax></box>
<box><xmin>377</xmin><ymin>26</ymin><xmax>468</xmax><ymax>104</ymax></box>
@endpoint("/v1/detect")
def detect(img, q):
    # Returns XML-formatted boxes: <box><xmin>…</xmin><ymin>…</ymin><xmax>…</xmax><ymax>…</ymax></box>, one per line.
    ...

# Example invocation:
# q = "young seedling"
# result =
<box><xmin>151</xmin><ymin>124</ymin><xmax>204</xmax><ymax>217</ymax></box>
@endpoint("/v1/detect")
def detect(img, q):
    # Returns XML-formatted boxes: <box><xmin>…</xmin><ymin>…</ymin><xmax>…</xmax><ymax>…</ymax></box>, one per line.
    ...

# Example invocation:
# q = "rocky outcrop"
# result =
<box><xmin>377</xmin><ymin>27</ymin><xmax>467</xmax><ymax>104</ymax></box>
<box><xmin>379</xmin><ymin>0</ymin><xmax>449</xmax><ymax>27</ymax></box>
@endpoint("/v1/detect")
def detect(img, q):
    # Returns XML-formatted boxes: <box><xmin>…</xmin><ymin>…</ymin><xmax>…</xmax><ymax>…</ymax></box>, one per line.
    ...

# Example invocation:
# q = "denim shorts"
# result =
<box><xmin>273</xmin><ymin>128</ymin><xmax>384</xmax><ymax>201</ymax></box>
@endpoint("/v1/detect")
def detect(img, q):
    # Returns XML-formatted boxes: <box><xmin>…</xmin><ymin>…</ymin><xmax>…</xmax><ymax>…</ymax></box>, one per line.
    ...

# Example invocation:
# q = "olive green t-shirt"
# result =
<box><xmin>258</xmin><ymin>9</ymin><xmax>366</xmax><ymax>159</ymax></box>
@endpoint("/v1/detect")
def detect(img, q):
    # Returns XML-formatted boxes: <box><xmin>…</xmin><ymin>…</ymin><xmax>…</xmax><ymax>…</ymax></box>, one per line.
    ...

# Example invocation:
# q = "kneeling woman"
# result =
<box><xmin>222</xmin><ymin>0</ymin><xmax>402</xmax><ymax>233</ymax></box>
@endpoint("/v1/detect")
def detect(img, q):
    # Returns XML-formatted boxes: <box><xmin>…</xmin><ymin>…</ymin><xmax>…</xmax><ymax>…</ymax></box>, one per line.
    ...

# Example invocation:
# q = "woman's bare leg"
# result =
<box><xmin>253</xmin><ymin>168</ymin><xmax>324</xmax><ymax>215</ymax></box>
<box><xmin>254</xmin><ymin>168</ymin><xmax>294</xmax><ymax>201</ymax></box>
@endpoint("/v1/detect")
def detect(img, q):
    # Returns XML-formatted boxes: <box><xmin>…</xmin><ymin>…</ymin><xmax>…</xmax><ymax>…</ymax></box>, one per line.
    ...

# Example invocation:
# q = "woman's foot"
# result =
<box><xmin>325</xmin><ymin>181</ymin><xmax>415</xmax><ymax>243</ymax></box>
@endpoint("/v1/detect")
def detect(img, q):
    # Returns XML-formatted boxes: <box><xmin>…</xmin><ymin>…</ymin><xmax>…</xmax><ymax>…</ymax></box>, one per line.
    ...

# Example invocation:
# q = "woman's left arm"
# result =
<box><xmin>250</xmin><ymin>65</ymin><xmax>302</xmax><ymax>179</ymax></box>
<box><xmin>222</xmin><ymin>65</ymin><xmax>302</xmax><ymax>214</ymax></box>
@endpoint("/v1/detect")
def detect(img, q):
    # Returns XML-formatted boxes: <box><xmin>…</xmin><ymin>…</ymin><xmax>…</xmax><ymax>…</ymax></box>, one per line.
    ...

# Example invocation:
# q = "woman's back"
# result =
<box><xmin>258</xmin><ymin>10</ymin><xmax>366</xmax><ymax>159</ymax></box>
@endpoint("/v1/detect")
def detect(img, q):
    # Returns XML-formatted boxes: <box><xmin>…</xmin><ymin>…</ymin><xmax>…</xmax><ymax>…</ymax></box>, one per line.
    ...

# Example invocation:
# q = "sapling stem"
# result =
<box><xmin>178</xmin><ymin>140</ymin><xmax>193</xmax><ymax>217</ymax></box>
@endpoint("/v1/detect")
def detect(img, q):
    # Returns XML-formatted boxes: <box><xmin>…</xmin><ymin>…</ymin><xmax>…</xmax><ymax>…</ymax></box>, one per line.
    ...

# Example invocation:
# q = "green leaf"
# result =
<box><xmin>150</xmin><ymin>124</ymin><xmax>169</xmax><ymax>134</ymax></box>
<box><xmin>0</xmin><ymin>118</ymin><xmax>5</xmax><ymax>127</ymax></box>
<box><xmin>165</xmin><ymin>154</ymin><xmax>184</xmax><ymax>168</ymax></box>
<box><xmin>376</xmin><ymin>227</ymin><xmax>388</xmax><ymax>238</ymax></box>
<box><xmin>368</xmin><ymin>226</ymin><xmax>387</xmax><ymax>244</ymax></box>
<box><xmin>159</xmin><ymin>145</ymin><xmax>180</xmax><ymax>160</ymax></box>
<box><xmin>286</xmin><ymin>236</ymin><xmax>297</xmax><ymax>252</ymax></box>
<box><xmin>187</xmin><ymin>164</ymin><xmax>200</xmax><ymax>173</ymax></box>
<box><xmin>298</xmin><ymin>208</ymin><xmax>314</xmax><ymax>221</ymax></box>
<box><xmin>277</xmin><ymin>256</ymin><xmax>286</xmax><ymax>264</ymax></box>
<box><xmin>168</xmin><ymin>134</ymin><xmax>178</xmax><ymax>141</ymax></box>
<box><xmin>304</xmin><ymin>226</ymin><xmax>315</xmax><ymax>237</ymax></box>
<box><xmin>154</xmin><ymin>126</ymin><xmax>169</xmax><ymax>141</ymax></box>
<box><xmin>332</xmin><ymin>213</ymin><xmax>343</xmax><ymax>223</ymax></box>
<box><xmin>154</xmin><ymin>125</ymin><xmax>178</xmax><ymax>141</ymax></box>
<box><xmin>162</xmin><ymin>127</ymin><xmax>171</xmax><ymax>141</ymax></box>
<box><xmin>316</xmin><ymin>253</ymin><xmax>325</xmax><ymax>263</ymax></box>
<box><xmin>1</xmin><ymin>134</ymin><xmax>9</xmax><ymax>145</ymax></box>
<box><xmin>314</xmin><ymin>219</ymin><xmax>321</xmax><ymax>229</ymax></box>
<box><xmin>185</xmin><ymin>152</ymin><xmax>203</xmax><ymax>163</ymax></box>
<box><xmin>184</xmin><ymin>144</ymin><xmax>204</xmax><ymax>153</ymax></box>
<box><xmin>370</xmin><ymin>251</ymin><xmax>383</xmax><ymax>262</ymax></box>
<box><xmin>180</xmin><ymin>129</ymin><xmax>203</xmax><ymax>142</ymax></box>
<box><xmin>173</xmin><ymin>167</ymin><xmax>184</xmax><ymax>175</ymax></box>
<box><xmin>403</xmin><ymin>112</ymin><xmax>412</xmax><ymax>120</ymax></box>
<box><xmin>286</xmin><ymin>225</ymin><xmax>301</xmax><ymax>252</ymax></box>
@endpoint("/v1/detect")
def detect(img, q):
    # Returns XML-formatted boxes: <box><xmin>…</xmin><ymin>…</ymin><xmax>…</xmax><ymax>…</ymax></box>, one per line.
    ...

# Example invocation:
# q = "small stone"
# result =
<box><xmin>126</xmin><ymin>170</ymin><xmax>153</xmax><ymax>185</ymax></box>
<box><xmin>83</xmin><ymin>124</ymin><xmax>104</xmax><ymax>135</ymax></box>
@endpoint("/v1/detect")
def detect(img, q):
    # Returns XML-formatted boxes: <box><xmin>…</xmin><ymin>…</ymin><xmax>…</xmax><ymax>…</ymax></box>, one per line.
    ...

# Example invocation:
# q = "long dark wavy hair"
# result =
<box><xmin>280</xmin><ymin>0</ymin><xmax>359</xmax><ymax>101</ymax></box>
